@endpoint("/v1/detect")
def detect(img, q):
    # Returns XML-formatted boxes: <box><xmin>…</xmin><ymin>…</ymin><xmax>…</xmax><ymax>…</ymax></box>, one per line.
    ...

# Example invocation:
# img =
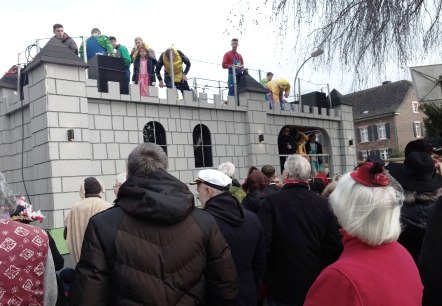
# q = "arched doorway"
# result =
<box><xmin>277</xmin><ymin>125</ymin><xmax>331</xmax><ymax>176</ymax></box>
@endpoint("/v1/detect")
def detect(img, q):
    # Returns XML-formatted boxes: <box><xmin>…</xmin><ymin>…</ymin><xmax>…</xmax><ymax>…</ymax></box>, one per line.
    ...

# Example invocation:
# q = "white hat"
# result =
<box><xmin>190</xmin><ymin>169</ymin><xmax>232</xmax><ymax>191</ymax></box>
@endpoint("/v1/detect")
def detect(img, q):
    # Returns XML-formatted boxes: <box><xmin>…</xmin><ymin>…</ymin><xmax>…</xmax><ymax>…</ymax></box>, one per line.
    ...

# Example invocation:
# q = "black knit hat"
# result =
<box><xmin>404</xmin><ymin>139</ymin><xmax>433</xmax><ymax>157</ymax></box>
<box><xmin>388</xmin><ymin>151</ymin><xmax>442</xmax><ymax>192</ymax></box>
<box><xmin>84</xmin><ymin>177</ymin><xmax>102</xmax><ymax>195</ymax></box>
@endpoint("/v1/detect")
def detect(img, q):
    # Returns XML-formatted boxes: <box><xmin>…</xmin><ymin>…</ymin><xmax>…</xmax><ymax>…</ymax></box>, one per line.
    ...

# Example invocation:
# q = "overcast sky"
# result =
<box><xmin>0</xmin><ymin>0</ymin><xmax>422</xmax><ymax>97</ymax></box>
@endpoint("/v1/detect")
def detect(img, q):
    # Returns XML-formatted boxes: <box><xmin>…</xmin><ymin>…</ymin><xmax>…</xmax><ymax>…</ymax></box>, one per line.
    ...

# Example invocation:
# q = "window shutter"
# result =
<box><xmin>373</xmin><ymin>126</ymin><xmax>378</xmax><ymax>140</ymax></box>
<box><xmin>388</xmin><ymin>148</ymin><xmax>392</xmax><ymax>158</ymax></box>
<box><xmin>374</xmin><ymin>150</ymin><xmax>381</xmax><ymax>158</ymax></box>
<box><xmin>385</xmin><ymin>123</ymin><xmax>390</xmax><ymax>139</ymax></box>
<box><xmin>358</xmin><ymin>151</ymin><xmax>363</xmax><ymax>160</ymax></box>
<box><xmin>368</xmin><ymin>126</ymin><xmax>372</xmax><ymax>141</ymax></box>
<box><xmin>356</xmin><ymin>128</ymin><xmax>361</xmax><ymax>143</ymax></box>
<box><xmin>413</xmin><ymin>123</ymin><xmax>417</xmax><ymax>137</ymax></box>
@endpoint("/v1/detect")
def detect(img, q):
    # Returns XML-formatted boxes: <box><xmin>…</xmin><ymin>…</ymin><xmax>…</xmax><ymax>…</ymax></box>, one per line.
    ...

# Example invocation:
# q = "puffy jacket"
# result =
<box><xmin>266</xmin><ymin>79</ymin><xmax>291</xmax><ymax>103</ymax></box>
<box><xmin>70</xmin><ymin>170</ymin><xmax>238</xmax><ymax>305</ymax></box>
<box><xmin>156</xmin><ymin>49</ymin><xmax>191</xmax><ymax>83</ymax></box>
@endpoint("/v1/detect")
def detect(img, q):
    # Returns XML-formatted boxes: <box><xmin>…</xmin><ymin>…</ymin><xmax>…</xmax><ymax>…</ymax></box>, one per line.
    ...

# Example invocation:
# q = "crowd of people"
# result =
<box><xmin>1</xmin><ymin>136</ymin><xmax>441</xmax><ymax>305</ymax></box>
<box><xmin>0</xmin><ymin>23</ymin><xmax>440</xmax><ymax>305</ymax></box>
<box><xmin>51</xmin><ymin>24</ymin><xmax>293</xmax><ymax>105</ymax></box>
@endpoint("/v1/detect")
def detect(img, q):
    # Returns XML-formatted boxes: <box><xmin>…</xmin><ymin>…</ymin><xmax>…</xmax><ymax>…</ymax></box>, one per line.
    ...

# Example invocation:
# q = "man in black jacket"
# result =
<box><xmin>278</xmin><ymin>126</ymin><xmax>296</xmax><ymax>173</ymax></box>
<box><xmin>70</xmin><ymin>144</ymin><xmax>238</xmax><ymax>305</ymax></box>
<box><xmin>258</xmin><ymin>154</ymin><xmax>343</xmax><ymax>306</ymax></box>
<box><xmin>192</xmin><ymin>169</ymin><xmax>266</xmax><ymax>306</ymax></box>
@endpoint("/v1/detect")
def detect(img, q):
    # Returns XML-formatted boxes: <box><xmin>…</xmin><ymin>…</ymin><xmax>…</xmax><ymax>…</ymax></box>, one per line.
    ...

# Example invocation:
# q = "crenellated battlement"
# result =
<box><xmin>0</xmin><ymin>38</ymin><xmax>356</xmax><ymax>231</ymax></box>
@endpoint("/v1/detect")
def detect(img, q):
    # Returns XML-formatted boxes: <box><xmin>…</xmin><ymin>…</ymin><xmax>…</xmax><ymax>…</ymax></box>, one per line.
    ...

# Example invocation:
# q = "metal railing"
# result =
<box><xmin>279</xmin><ymin>154</ymin><xmax>331</xmax><ymax>176</ymax></box>
<box><xmin>13</xmin><ymin>36</ymin><xmax>332</xmax><ymax>108</ymax></box>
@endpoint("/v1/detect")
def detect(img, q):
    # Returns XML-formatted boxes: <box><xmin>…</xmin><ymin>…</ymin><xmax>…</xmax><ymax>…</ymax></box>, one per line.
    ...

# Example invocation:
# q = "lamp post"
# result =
<box><xmin>293</xmin><ymin>48</ymin><xmax>324</xmax><ymax>112</ymax></box>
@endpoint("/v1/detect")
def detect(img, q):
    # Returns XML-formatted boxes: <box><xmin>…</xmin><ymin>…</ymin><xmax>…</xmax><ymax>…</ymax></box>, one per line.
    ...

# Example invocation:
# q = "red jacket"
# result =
<box><xmin>222</xmin><ymin>50</ymin><xmax>244</xmax><ymax>73</ymax></box>
<box><xmin>304</xmin><ymin>231</ymin><xmax>423</xmax><ymax>306</ymax></box>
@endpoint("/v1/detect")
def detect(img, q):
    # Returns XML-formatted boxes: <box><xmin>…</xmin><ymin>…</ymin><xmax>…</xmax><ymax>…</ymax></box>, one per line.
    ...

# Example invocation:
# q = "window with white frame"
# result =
<box><xmin>360</xmin><ymin>127</ymin><xmax>369</xmax><ymax>142</ymax></box>
<box><xmin>414</xmin><ymin>121</ymin><xmax>422</xmax><ymax>138</ymax></box>
<box><xmin>361</xmin><ymin>151</ymin><xmax>368</xmax><ymax>160</ymax></box>
<box><xmin>377</xmin><ymin>124</ymin><xmax>386</xmax><ymax>140</ymax></box>
<box><xmin>412</xmin><ymin>101</ymin><xmax>419</xmax><ymax>113</ymax></box>
<box><xmin>379</xmin><ymin>149</ymin><xmax>389</xmax><ymax>160</ymax></box>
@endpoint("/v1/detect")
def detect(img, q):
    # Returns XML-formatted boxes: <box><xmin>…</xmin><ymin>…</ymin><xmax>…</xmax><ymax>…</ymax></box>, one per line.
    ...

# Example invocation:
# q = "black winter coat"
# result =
<box><xmin>419</xmin><ymin>196</ymin><xmax>442</xmax><ymax>306</ymax></box>
<box><xmin>262</xmin><ymin>184</ymin><xmax>281</xmax><ymax>198</ymax></box>
<box><xmin>258</xmin><ymin>183</ymin><xmax>343</xmax><ymax>305</ymax></box>
<box><xmin>242</xmin><ymin>190</ymin><xmax>264</xmax><ymax>214</ymax></box>
<box><xmin>132</xmin><ymin>55</ymin><xmax>157</xmax><ymax>85</ymax></box>
<box><xmin>278</xmin><ymin>134</ymin><xmax>296</xmax><ymax>155</ymax></box>
<box><xmin>70</xmin><ymin>171</ymin><xmax>238</xmax><ymax>305</ymax></box>
<box><xmin>398</xmin><ymin>191</ymin><xmax>438</xmax><ymax>263</ymax></box>
<box><xmin>205</xmin><ymin>192</ymin><xmax>266</xmax><ymax>306</ymax></box>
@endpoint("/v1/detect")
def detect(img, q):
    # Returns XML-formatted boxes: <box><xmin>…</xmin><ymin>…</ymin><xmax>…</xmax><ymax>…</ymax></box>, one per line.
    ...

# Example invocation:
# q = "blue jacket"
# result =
<box><xmin>86</xmin><ymin>36</ymin><xmax>107</xmax><ymax>60</ymax></box>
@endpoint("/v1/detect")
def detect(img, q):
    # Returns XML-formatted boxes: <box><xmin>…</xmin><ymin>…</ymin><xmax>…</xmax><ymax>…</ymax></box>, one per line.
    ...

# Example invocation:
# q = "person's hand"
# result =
<box><xmin>284</xmin><ymin>93</ymin><xmax>289</xmax><ymax>98</ymax></box>
<box><xmin>182</xmin><ymin>74</ymin><xmax>187</xmax><ymax>82</ymax></box>
<box><xmin>287</xmin><ymin>144</ymin><xmax>292</xmax><ymax>150</ymax></box>
<box><xmin>131</xmin><ymin>46</ymin><xmax>137</xmax><ymax>52</ymax></box>
<box><xmin>159</xmin><ymin>80</ymin><xmax>164</xmax><ymax>88</ymax></box>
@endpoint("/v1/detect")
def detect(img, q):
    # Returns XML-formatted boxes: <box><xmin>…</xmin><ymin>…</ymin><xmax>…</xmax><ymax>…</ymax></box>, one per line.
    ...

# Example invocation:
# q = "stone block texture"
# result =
<box><xmin>0</xmin><ymin>61</ymin><xmax>355</xmax><ymax>232</ymax></box>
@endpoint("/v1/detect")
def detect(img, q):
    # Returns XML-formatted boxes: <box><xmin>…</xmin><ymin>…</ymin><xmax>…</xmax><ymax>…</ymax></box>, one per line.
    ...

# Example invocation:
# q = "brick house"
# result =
<box><xmin>340</xmin><ymin>80</ymin><xmax>426</xmax><ymax>161</ymax></box>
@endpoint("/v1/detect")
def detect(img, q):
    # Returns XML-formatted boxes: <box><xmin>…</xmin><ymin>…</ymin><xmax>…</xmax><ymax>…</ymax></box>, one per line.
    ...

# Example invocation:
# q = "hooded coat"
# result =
<box><xmin>70</xmin><ymin>171</ymin><xmax>238</xmax><ymax>305</ymax></box>
<box><xmin>204</xmin><ymin>192</ymin><xmax>266</xmax><ymax>306</ymax></box>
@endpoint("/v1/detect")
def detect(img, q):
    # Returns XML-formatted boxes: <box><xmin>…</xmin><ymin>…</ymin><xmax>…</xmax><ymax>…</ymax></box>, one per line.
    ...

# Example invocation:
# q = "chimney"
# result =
<box><xmin>382</xmin><ymin>81</ymin><xmax>391</xmax><ymax>85</ymax></box>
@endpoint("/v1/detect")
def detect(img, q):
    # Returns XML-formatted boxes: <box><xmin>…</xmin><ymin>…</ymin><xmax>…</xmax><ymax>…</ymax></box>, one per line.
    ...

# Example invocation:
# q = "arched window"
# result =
<box><xmin>143</xmin><ymin>121</ymin><xmax>167</xmax><ymax>154</ymax></box>
<box><xmin>193</xmin><ymin>124</ymin><xmax>213</xmax><ymax>168</ymax></box>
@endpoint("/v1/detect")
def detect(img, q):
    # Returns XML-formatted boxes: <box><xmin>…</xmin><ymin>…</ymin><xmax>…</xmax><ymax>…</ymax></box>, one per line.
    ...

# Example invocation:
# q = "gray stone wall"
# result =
<box><xmin>0</xmin><ymin>62</ymin><xmax>356</xmax><ymax>230</ymax></box>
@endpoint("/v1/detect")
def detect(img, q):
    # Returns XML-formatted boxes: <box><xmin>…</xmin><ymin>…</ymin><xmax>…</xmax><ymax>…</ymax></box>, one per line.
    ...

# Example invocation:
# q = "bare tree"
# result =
<box><xmin>227</xmin><ymin>0</ymin><xmax>442</xmax><ymax>85</ymax></box>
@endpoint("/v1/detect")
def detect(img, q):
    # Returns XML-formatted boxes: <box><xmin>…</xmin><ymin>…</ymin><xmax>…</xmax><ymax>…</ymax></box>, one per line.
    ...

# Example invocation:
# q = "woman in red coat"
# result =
<box><xmin>304</xmin><ymin>160</ymin><xmax>423</xmax><ymax>306</ymax></box>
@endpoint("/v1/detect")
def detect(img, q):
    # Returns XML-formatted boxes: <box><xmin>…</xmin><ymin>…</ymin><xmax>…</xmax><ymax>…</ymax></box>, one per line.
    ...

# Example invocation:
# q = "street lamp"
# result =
<box><xmin>293</xmin><ymin>47</ymin><xmax>324</xmax><ymax>112</ymax></box>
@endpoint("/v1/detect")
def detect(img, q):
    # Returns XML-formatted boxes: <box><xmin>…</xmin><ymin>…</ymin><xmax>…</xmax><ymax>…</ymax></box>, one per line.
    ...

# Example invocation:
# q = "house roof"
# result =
<box><xmin>237</xmin><ymin>72</ymin><xmax>267</xmax><ymax>94</ymax></box>
<box><xmin>0</xmin><ymin>73</ymin><xmax>18</xmax><ymax>89</ymax></box>
<box><xmin>23</xmin><ymin>37</ymin><xmax>87</xmax><ymax>74</ymax></box>
<box><xmin>329</xmin><ymin>89</ymin><xmax>350</xmax><ymax>106</ymax></box>
<box><xmin>340</xmin><ymin>80</ymin><xmax>413</xmax><ymax>120</ymax></box>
